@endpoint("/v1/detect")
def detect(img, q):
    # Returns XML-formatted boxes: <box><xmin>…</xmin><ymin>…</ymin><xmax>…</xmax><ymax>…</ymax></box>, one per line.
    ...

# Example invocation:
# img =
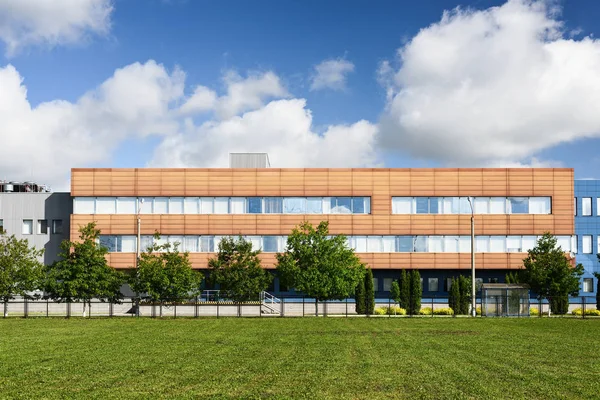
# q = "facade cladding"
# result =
<box><xmin>574</xmin><ymin>180</ymin><xmax>600</xmax><ymax>300</ymax></box>
<box><xmin>70</xmin><ymin>168</ymin><xmax>575</xmax><ymax>296</ymax></box>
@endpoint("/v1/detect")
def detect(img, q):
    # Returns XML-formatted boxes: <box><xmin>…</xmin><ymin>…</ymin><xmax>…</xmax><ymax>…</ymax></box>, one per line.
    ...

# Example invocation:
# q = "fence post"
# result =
<box><xmin>302</xmin><ymin>296</ymin><xmax>305</xmax><ymax>317</ymax></box>
<box><xmin>67</xmin><ymin>302</ymin><xmax>71</xmax><ymax>319</ymax></box>
<box><xmin>345</xmin><ymin>298</ymin><xmax>348</xmax><ymax>318</ymax></box>
<box><xmin>46</xmin><ymin>299</ymin><xmax>49</xmax><ymax>318</ymax></box>
<box><xmin>583</xmin><ymin>296</ymin><xmax>586</xmax><ymax>319</ymax></box>
<box><xmin>217</xmin><ymin>294</ymin><xmax>220</xmax><ymax>319</ymax></box>
<box><xmin>431</xmin><ymin>296</ymin><xmax>434</xmax><ymax>318</ymax></box>
<box><xmin>280</xmin><ymin>298</ymin><xmax>285</xmax><ymax>317</ymax></box>
<box><xmin>388</xmin><ymin>297</ymin><xmax>391</xmax><ymax>318</ymax></box>
<box><xmin>109</xmin><ymin>302</ymin><xmax>113</xmax><ymax>318</ymax></box>
<box><xmin>195</xmin><ymin>296</ymin><xmax>199</xmax><ymax>318</ymax></box>
<box><xmin>24</xmin><ymin>297</ymin><xmax>28</xmax><ymax>319</ymax></box>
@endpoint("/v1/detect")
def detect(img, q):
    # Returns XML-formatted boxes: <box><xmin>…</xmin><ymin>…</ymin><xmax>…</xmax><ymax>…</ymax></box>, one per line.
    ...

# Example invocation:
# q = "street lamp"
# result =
<box><xmin>466</xmin><ymin>197</ymin><xmax>476</xmax><ymax>317</ymax></box>
<box><xmin>135</xmin><ymin>198</ymin><xmax>144</xmax><ymax>317</ymax></box>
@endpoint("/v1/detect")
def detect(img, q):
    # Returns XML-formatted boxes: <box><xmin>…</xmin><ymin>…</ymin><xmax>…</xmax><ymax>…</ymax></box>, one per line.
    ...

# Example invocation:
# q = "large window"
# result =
<box><xmin>429</xmin><ymin>278</ymin><xmax>439</xmax><ymax>292</ymax></box>
<box><xmin>52</xmin><ymin>220</ymin><xmax>63</xmax><ymax>235</ymax></box>
<box><xmin>383</xmin><ymin>278</ymin><xmax>393</xmax><ymax>292</ymax></box>
<box><xmin>37</xmin><ymin>220</ymin><xmax>48</xmax><ymax>235</ymax></box>
<box><xmin>583</xmin><ymin>235</ymin><xmax>593</xmax><ymax>254</ymax></box>
<box><xmin>582</xmin><ymin>198</ymin><xmax>592</xmax><ymax>216</ymax></box>
<box><xmin>392</xmin><ymin>196</ymin><xmax>551</xmax><ymax>215</ymax></box>
<box><xmin>22</xmin><ymin>220</ymin><xmax>33</xmax><ymax>235</ymax></box>
<box><xmin>583</xmin><ymin>278</ymin><xmax>594</xmax><ymax>293</ymax></box>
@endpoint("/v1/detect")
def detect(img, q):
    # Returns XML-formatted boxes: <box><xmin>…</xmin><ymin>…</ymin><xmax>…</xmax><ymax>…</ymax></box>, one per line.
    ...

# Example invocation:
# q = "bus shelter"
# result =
<box><xmin>481</xmin><ymin>284</ymin><xmax>530</xmax><ymax>317</ymax></box>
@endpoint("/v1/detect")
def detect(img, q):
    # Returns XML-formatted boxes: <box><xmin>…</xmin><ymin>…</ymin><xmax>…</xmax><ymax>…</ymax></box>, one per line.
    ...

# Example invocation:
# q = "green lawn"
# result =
<box><xmin>0</xmin><ymin>318</ymin><xmax>599</xmax><ymax>399</ymax></box>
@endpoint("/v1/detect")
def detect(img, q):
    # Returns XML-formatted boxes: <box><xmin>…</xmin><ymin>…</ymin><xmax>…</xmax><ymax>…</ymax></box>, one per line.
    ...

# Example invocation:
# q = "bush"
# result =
<box><xmin>571</xmin><ymin>308</ymin><xmax>600</xmax><ymax>316</ymax></box>
<box><xmin>374</xmin><ymin>307</ymin><xmax>387</xmax><ymax>315</ymax></box>
<box><xmin>530</xmin><ymin>307</ymin><xmax>539</xmax><ymax>316</ymax></box>
<box><xmin>476</xmin><ymin>306</ymin><xmax>481</xmax><ymax>316</ymax></box>
<box><xmin>433</xmin><ymin>307</ymin><xmax>454</xmax><ymax>315</ymax></box>
<box><xmin>419</xmin><ymin>307</ymin><xmax>433</xmax><ymax>315</ymax></box>
<box><xmin>375</xmin><ymin>306</ymin><xmax>406</xmax><ymax>315</ymax></box>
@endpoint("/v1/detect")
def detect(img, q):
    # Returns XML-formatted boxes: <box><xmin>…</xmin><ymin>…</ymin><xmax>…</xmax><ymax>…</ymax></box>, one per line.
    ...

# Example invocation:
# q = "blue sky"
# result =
<box><xmin>1</xmin><ymin>0</ymin><xmax>600</xmax><ymax>188</ymax></box>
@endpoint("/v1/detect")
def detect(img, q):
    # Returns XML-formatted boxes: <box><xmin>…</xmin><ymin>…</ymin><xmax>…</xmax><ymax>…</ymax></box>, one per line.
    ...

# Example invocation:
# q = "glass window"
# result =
<box><xmin>428</xmin><ymin>236</ymin><xmax>443</xmax><ymax>252</ymax></box>
<box><xmin>353</xmin><ymin>236</ymin><xmax>367</xmax><ymax>252</ymax></box>
<box><xmin>582</xmin><ymin>198</ymin><xmax>592</xmax><ymax>216</ymax></box>
<box><xmin>414</xmin><ymin>236</ymin><xmax>427</xmax><ymax>252</ymax></box>
<box><xmin>331</xmin><ymin>197</ymin><xmax>352</xmax><ymax>214</ymax></box>
<box><xmin>429</xmin><ymin>197</ymin><xmax>441</xmax><ymax>214</ymax></box>
<box><xmin>167</xmin><ymin>236</ymin><xmax>183</xmax><ymax>250</ymax></box>
<box><xmin>397</xmin><ymin>236</ymin><xmax>413</xmax><ymax>252</ymax></box>
<box><xmin>459</xmin><ymin>197</ymin><xmax>472</xmax><ymax>214</ymax></box>
<box><xmin>154</xmin><ymin>235</ymin><xmax>167</xmax><ymax>247</ymax></box>
<box><xmin>263</xmin><ymin>236</ymin><xmax>279</xmax><ymax>252</ymax></box>
<box><xmin>141</xmin><ymin>235</ymin><xmax>154</xmax><ymax>251</ymax></box>
<box><xmin>506</xmin><ymin>236</ymin><xmax>522</xmax><ymax>252</ymax></box>
<box><xmin>429</xmin><ymin>278</ymin><xmax>439</xmax><ymax>292</ymax></box>
<box><xmin>74</xmin><ymin>197</ymin><xmax>95</xmax><ymax>214</ymax></box>
<box><xmin>583</xmin><ymin>278</ymin><xmax>594</xmax><ymax>293</ymax></box>
<box><xmin>37</xmin><ymin>220</ymin><xmax>48</xmax><ymax>234</ymax></box>
<box><xmin>508</xmin><ymin>197</ymin><xmax>529</xmax><ymax>214</ymax></box>
<box><xmin>139</xmin><ymin>198</ymin><xmax>153</xmax><ymax>214</ymax></box>
<box><xmin>383</xmin><ymin>278</ymin><xmax>393</xmax><ymax>292</ymax></box>
<box><xmin>306</xmin><ymin>198</ymin><xmax>323</xmax><ymax>214</ymax></box>
<box><xmin>247</xmin><ymin>198</ymin><xmax>263</xmax><ymax>214</ymax></box>
<box><xmin>367</xmin><ymin>237</ymin><xmax>382</xmax><ymax>252</ymax></box>
<box><xmin>392</xmin><ymin>197</ymin><xmax>413</xmax><ymax>214</ymax></box>
<box><xmin>99</xmin><ymin>235</ymin><xmax>116</xmax><ymax>252</ymax></box>
<box><xmin>556</xmin><ymin>236</ymin><xmax>571</xmax><ymax>252</ymax></box>
<box><xmin>153</xmin><ymin>197</ymin><xmax>168</xmax><ymax>214</ymax></box>
<box><xmin>322</xmin><ymin>197</ymin><xmax>332</xmax><ymax>214</ymax></box>
<box><xmin>529</xmin><ymin>197</ymin><xmax>551</xmax><ymax>215</ymax></box>
<box><xmin>96</xmin><ymin>197</ymin><xmax>116</xmax><ymax>214</ymax></box>
<box><xmin>441</xmin><ymin>197</ymin><xmax>457</xmax><ymax>214</ymax></box>
<box><xmin>200</xmin><ymin>236</ymin><xmax>214</xmax><ymax>252</ymax></box>
<box><xmin>264</xmin><ymin>197</ymin><xmax>283</xmax><ymax>213</ymax></box>
<box><xmin>572</xmin><ymin>235</ymin><xmax>578</xmax><ymax>254</ymax></box>
<box><xmin>416</xmin><ymin>197</ymin><xmax>429</xmax><ymax>214</ymax></box>
<box><xmin>489</xmin><ymin>236</ymin><xmax>505</xmax><ymax>252</ymax></box>
<box><xmin>284</xmin><ymin>198</ymin><xmax>306</xmax><ymax>213</ymax></box>
<box><xmin>120</xmin><ymin>236</ymin><xmax>136</xmax><ymax>252</ymax></box>
<box><xmin>443</xmin><ymin>236</ymin><xmax>459</xmax><ymax>252</ymax></box>
<box><xmin>382</xmin><ymin>237</ymin><xmax>395</xmax><ymax>252</ymax></box>
<box><xmin>476</xmin><ymin>236</ymin><xmax>490</xmax><ymax>252</ymax></box>
<box><xmin>474</xmin><ymin>197</ymin><xmax>489</xmax><ymax>214</ymax></box>
<box><xmin>184</xmin><ymin>198</ymin><xmax>200</xmax><ymax>214</ymax></box>
<box><xmin>22</xmin><ymin>220</ymin><xmax>33</xmax><ymax>235</ymax></box>
<box><xmin>352</xmin><ymin>197</ymin><xmax>367</xmax><ymax>214</ymax></box>
<box><xmin>169</xmin><ymin>197</ymin><xmax>184</xmax><ymax>214</ymax></box>
<box><xmin>184</xmin><ymin>236</ymin><xmax>198</xmax><ymax>252</ymax></box>
<box><xmin>583</xmin><ymin>235</ymin><xmax>592</xmax><ymax>254</ymax></box>
<box><xmin>458</xmin><ymin>237</ymin><xmax>471</xmax><ymax>253</ymax></box>
<box><xmin>489</xmin><ymin>198</ymin><xmax>506</xmax><ymax>214</ymax></box>
<box><xmin>522</xmin><ymin>236</ymin><xmax>537</xmax><ymax>252</ymax></box>
<box><xmin>52</xmin><ymin>220</ymin><xmax>63</xmax><ymax>234</ymax></box>
<box><xmin>214</xmin><ymin>198</ymin><xmax>229</xmax><ymax>214</ymax></box>
<box><xmin>200</xmin><ymin>198</ymin><xmax>214</xmax><ymax>214</ymax></box>
<box><xmin>230</xmin><ymin>198</ymin><xmax>246</xmax><ymax>214</ymax></box>
<box><xmin>247</xmin><ymin>236</ymin><xmax>262</xmax><ymax>251</ymax></box>
<box><xmin>117</xmin><ymin>197</ymin><xmax>137</xmax><ymax>214</ymax></box>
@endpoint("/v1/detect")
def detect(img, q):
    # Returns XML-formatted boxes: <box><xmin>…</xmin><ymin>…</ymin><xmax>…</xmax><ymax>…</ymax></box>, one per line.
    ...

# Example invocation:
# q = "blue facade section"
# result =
<box><xmin>575</xmin><ymin>180</ymin><xmax>600</xmax><ymax>300</ymax></box>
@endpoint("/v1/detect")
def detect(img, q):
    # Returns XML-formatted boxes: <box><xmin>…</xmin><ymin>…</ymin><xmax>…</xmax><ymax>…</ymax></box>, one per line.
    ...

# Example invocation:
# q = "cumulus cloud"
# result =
<box><xmin>378</xmin><ymin>0</ymin><xmax>600</xmax><ymax>167</ymax></box>
<box><xmin>0</xmin><ymin>0</ymin><xmax>113</xmax><ymax>56</ymax></box>
<box><xmin>310</xmin><ymin>58</ymin><xmax>355</xmax><ymax>91</ymax></box>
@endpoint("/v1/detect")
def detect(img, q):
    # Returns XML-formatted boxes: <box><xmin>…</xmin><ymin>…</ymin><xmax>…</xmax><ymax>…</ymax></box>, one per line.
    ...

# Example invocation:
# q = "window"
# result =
<box><xmin>230</xmin><ymin>198</ymin><xmax>246</xmax><ymax>214</ymax></box>
<box><xmin>306</xmin><ymin>198</ymin><xmax>322</xmax><ymax>214</ymax></box>
<box><xmin>556</xmin><ymin>236</ymin><xmax>572</xmax><ymax>252</ymax></box>
<box><xmin>489</xmin><ymin>198</ymin><xmax>506</xmax><ymax>214</ymax></box>
<box><xmin>382</xmin><ymin>237</ymin><xmax>395</xmax><ymax>252</ymax></box>
<box><xmin>214</xmin><ymin>198</ymin><xmax>229</xmax><ymax>214</ymax></box>
<box><xmin>476</xmin><ymin>236</ymin><xmax>489</xmax><ymax>252</ymax></box>
<box><xmin>506</xmin><ymin>236</ymin><xmax>521</xmax><ymax>252</ymax></box>
<box><xmin>169</xmin><ymin>197</ymin><xmax>184</xmax><ymax>214</ymax></box>
<box><xmin>572</xmin><ymin>235</ymin><xmax>578</xmax><ymax>254</ymax></box>
<box><xmin>397</xmin><ymin>236</ymin><xmax>413</xmax><ymax>252</ymax></box>
<box><xmin>264</xmin><ymin>197</ymin><xmax>283</xmax><ymax>213</ymax></box>
<box><xmin>508</xmin><ymin>197</ymin><xmax>528</xmax><ymax>214</ymax></box>
<box><xmin>459</xmin><ymin>197</ymin><xmax>471</xmax><ymax>214</ymax></box>
<box><xmin>442</xmin><ymin>197</ymin><xmax>459</xmax><ymax>214</ymax></box>
<box><xmin>247</xmin><ymin>198</ymin><xmax>263</xmax><ymax>214</ymax></box>
<box><xmin>458</xmin><ymin>237</ymin><xmax>471</xmax><ymax>253</ymax></box>
<box><xmin>416</xmin><ymin>197</ymin><xmax>429</xmax><ymax>214</ymax></box>
<box><xmin>37</xmin><ymin>220</ymin><xmax>48</xmax><ymax>234</ymax></box>
<box><xmin>489</xmin><ymin>236</ymin><xmax>505</xmax><ymax>253</ymax></box>
<box><xmin>141</xmin><ymin>235</ymin><xmax>153</xmax><ymax>251</ymax></box>
<box><xmin>392</xmin><ymin>197</ymin><xmax>413</xmax><ymax>214</ymax></box>
<box><xmin>153</xmin><ymin>197</ymin><xmax>168</xmax><ymax>214</ymax></box>
<box><xmin>117</xmin><ymin>197</ymin><xmax>137</xmax><ymax>214</ymax></box>
<box><xmin>352</xmin><ymin>197</ymin><xmax>369</xmax><ymax>214</ymax></box>
<box><xmin>99</xmin><ymin>235</ymin><xmax>117</xmax><ymax>252</ymax></box>
<box><xmin>367</xmin><ymin>237</ymin><xmax>382</xmax><ymax>252</ymax></box>
<box><xmin>96</xmin><ymin>197</ymin><xmax>116</xmax><ymax>214</ymax></box>
<box><xmin>200</xmin><ymin>236</ymin><xmax>214</xmax><ymax>252</ymax></box>
<box><xmin>529</xmin><ymin>197</ymin><xmax>551</xmax><ymax>214</ymax></box>
<box><xmin>120</xmin><ymin>236</ymin><xmax>137</xmax><ymax>252</ymax></box>
<box><xmin>429</xmin><ymin>197</ymin><xmax>441</xmax><ymax>214</ymax></box>
<box><xmin>443</xmin><ymin>236</ymin><xmax>458</xmax><ymax>252</ymax></box>
<box><xmin>331</xmin><ymin>197</ymin><xmax>352</xmax><ymax>214</ymax></box>
<box><xmin>353</xmin><ymin>236</ymin><xmax>367</xmax><ymax>252</ymax></box>
<box><xmin>263</xmin><ymin>236</ymin><xmax>279</xmax><ymax>252</ymax></box>
<box><xmin>583</xmin><ymin>235</ymin><xmax>592</xmax><ymax>254</ymax></box>
<box><xmin>474</xmin><ymin>197</ymin><xmax>489</xmax><ymax>214</ymax></box>
<box><xmin>184</xmin><ymin>236</ymin><xmax>198</xmax><ymax>252</ymax></box>
<box><xmin>372</xmin><ymin>278</ymin><xmax>379</xmax><ymax>292</ymax></box>
<box><xmin>445</xmin><ymin>278</ymin><xmax>453</xmax><ymax>291</ymax></box>
<box><xmin>583</xmin><ymin>278</ymin><xmax>594</xmax><ymax>293</ymax></box>
<box><xmin>74</xmin><ymin>197</ymin><xmax>95</xmax><ymax>214</ymax></box>
<box><xmin>429</xmin><ymin>278</ymin><xmax>439</xmax><ymax>292</ymax></box>
<box><xmin>582</xmin><ymin>198</ymin><xmax>592</xmax><ymax>216</ymax></box>
<box><xmin>52</xmin><ymin>220</ymin><xmax>63</xmax><ymax>235</ymax></box>
<box><xmin>22</xmin><ymin>220</ymin><xmax>33</xmax><ymax>235</ymax></box>
<box><xmin>200</xmin><ymin>198</ymin><xmax>214</xmax><ymax>214</ymax></box>
<box><xmin>140</xmin><ymin>198</ymin><xmax>154</xmax><ymax>214</ymax></box>
<box><xmin>184</xmin><ymin>197</ymin><xmax>200</xmax><ymax>214</ymax></box>
<box><xmin>428</xmin><ymin>236</ymin><xmax>443</xmax><ymax>252</ymax></box>
<box><xmin>414</xmin><ymin>236</ymin><xmax>427</xmax><ymax>252</ymax></box>
<box><xmin>522</xmin><ymin>236</ymin><xmax>537</xmax><ymax>252</ymax></box>
<box><xmin>383</xmin><ymin>278</ymin><xmax>393</xmax><ymax>292</ymax></box>
<box><xmin>284</xmin><ymin>198</ymin><xmax>306</xmax><ymax>213</ymax></box>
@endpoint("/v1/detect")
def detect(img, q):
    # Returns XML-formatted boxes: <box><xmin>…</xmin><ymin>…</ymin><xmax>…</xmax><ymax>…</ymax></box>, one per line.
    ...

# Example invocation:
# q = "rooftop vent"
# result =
<box><xmin>229</xmin><ymin>153</ymin><xmax>271</xmax><ymax>168</ymax></box>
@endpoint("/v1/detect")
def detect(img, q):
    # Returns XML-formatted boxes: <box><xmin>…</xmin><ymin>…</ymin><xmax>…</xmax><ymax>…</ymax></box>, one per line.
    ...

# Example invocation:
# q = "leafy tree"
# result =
<box><xmin>458</xmin><ymin>275</ymin><xmax>471</xmax><ymax>315</ymax></box>
<box><xmin>399</xmin><ymin>269</ymin><xmax>410</xmax><ymax>310</ymax></box>
<box><xmin>364</xmin><ymin>268</ymin><xmax>375</xmax><ymax>315</ymax></box>
<box><xmin>276</xmin><ymin>221</ymin><xmax>366</xmax><ymax>316</ymax></box>
<box><xmin>521</xmin><ymin>233</ymin><xmax>584</xmax><ymax>315</ymax></box>
<box><xmin>130</xmin><ymin>233</ymin><xmax>202</xmax><ymax>316</ymax></box>
<box><xmin>594</xmin><ymin>271</ymin><xmax>600</xmax><ymax>310</ymax></box>
<box><xmin>390</xmin><ymin>280</ymin><xmax>400</xmax><ymax>306</ymax></box>
<box><xmin>505</xmin><ymin>271</ymin><xmax>522</xmax><ymax>284</ymax></box>
<box><xmin>44</xmin><ymin>222</ymin><xmax>125</xmax><ymax>317</ymax></box>
<box><xmin>408</xmin><ymin>270</ymin><xmax>422</xmax><ymax>315</ymax></box>
<box><xmin>208</xmin><ymin>236</ymin><xmax>272</xmax><ymax>315</ymax></box>
<box><xmin>448</xmin><ymin>277</ymin><xmax>459</xmax><ymax>314</ymax></box>
<box><xmin>355</xmin><ymin>277</ymin><xmax>365</xmax><ymax>315</ymax></box>
<box><xmin>0</xmin><ymin>233</ymin><xmax>44</xmax><ymax>317</ymax></box>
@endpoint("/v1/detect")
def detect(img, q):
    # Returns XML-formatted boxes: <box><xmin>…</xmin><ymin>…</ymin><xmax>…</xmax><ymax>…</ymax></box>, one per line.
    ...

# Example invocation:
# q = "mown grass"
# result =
<box><xmin>0</xmin><ymin>317</ymin><xmax>598</xmax><ymax>399</ymax></box>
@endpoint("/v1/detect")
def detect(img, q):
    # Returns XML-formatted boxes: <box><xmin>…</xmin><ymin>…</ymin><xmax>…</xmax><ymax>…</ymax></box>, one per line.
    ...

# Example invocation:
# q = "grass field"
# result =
<box><xmin>0</xmin><ymin>318</ymin><xmax>599</xmax><ymax>399</ymax></box>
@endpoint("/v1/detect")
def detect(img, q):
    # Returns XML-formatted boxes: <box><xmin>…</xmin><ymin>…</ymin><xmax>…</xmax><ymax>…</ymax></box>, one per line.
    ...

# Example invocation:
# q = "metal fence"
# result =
<box><xmin>1</xmin><ymin>296</ymin><xmax>597</xmax><ymax>318</ymax></box>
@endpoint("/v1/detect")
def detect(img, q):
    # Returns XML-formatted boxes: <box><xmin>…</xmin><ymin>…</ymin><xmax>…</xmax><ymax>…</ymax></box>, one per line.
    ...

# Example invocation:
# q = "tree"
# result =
<box><xmin>355</xmin><ymin>278</ymin><xmax>365</xmax><ymax>315</ymax></box>
<box><xmin>458</xmin><ymin>275</ymin><xmax>471</xmax><ymax>315</ymax></box>
<box><xmin>594</xmin><ymin>272</ymin><xmax>600</xmax><ymax>310</ymax></box>
<box><xmin>399</xmin><ymin>269</ymin><xmax>410</xmax><ymax>310</ymax></box>
<box><xmin>276</xmin><ymin>221</ymin><xmax>366</xmax><ymax>316</ymax></box>
<box><xmin>448</xmin><ymin>277</ymin><xmax>459</xmax><ymax>314</ymax></box>
<box><xmin>0</xmin><ymin>233</ymin><xmax>44</xmax><ymax>317</ymax></box>
<box><xmin>208</xmin><ymin>236</ymin><xmax>272</xmax><ymax>315</ymax></box>
<box><xmin>408</xmin><ymin>270</ymin><xmax>422</xmax><ymax>315</ymax></box>
<box><xmin>44</xmin><ymin>222</ymin><xmax>125</xmax><ymax>317</ymax></box>
<box><xmin>521</xmin><ymin>233</ymin><xmax>584</xmax><ymax>315</ymax></box>
<box><xmin>390</xmin><ymin>280</ymin><xmax>400</xmax><ymax>306</ymax></box>
<box><xmin>364</xmin><ymin>268</ymin><xmax>375</xmax><ymax>315</ymax></box>
<box><xmin>130</xmin><ymin>233</ymin><xmax>202</xmax><ymax>317</ymax></box>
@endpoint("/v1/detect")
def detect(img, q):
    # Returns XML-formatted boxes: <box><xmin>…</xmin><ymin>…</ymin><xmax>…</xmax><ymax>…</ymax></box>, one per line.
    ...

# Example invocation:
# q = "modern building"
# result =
<box><xmin>0</xmin><ymin>181</ymin><xmax>72</xmax><ymax>265</ymax></box>
<box><xmin>70</xmin><ymin>166</ymin><xmax>575</xmax><ymax>297</ymax></box>
<box><xmin>574</xmin><ymin>180</ymin><xmax>600</xmax><ymax>301</ymax></box>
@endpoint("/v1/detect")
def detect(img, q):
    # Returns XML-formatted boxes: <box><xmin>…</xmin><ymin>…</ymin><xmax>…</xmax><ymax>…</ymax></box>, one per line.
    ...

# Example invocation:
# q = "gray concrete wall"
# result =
<box><xmin>0</xmin><ymin>192</ymin><xmax>72</xmax><ymax>265</ymax></box>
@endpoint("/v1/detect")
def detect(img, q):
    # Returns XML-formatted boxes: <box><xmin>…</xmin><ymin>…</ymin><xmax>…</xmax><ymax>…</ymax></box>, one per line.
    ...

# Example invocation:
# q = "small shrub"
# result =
<box><xmin>433</xmin><ymin>307</ymin><xmax>454</xmax><ymax>315</ymax></box>
<box><xmin>571</xmin><ymin>308</ymin><xmax>600</xmax><ymax>316</ymax></box>
<box><xmin>530</xmin><ymin>307</ymin><xmax>539</xmax><ymax>316</ymax></box>
<box><xmin>419</xmin><ymin>307</ymin><xmax>433</xmax><ymax>315</ymax></box>
<box><xmin>476</xmin><ymin>306</ymin><xmax>481</xmax><ymax>316</ymax></box>
<box><xmin>374</xmin><ymin>306</ymin><xmax>406</xmax><ymax>315</ymax></box>
<box><xmin>374</xmin><ymin>307</ymin><xmax>387</xmax><ymax>315</ymax></box>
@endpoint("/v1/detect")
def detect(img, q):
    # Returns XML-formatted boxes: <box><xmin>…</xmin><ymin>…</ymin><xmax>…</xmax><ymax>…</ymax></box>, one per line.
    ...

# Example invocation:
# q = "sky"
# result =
<box><xmin>1</xmin><ymin>0</ymin><xmax>600</xmax><ymax>190</ymax></box>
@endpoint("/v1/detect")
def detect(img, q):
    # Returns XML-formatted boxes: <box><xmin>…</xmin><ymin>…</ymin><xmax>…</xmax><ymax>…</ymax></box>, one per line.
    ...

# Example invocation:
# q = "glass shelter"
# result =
<box><xmin>481</xmin><ymin>284</ymin><xmax>530</xmax><ymax>317</ymax></box>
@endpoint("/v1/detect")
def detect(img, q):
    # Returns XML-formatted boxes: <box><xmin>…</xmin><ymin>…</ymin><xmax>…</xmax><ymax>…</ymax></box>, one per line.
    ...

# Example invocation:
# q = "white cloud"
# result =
<box><xmin>0</xmin><ymin>0</ymin><xmax>113</xmax><ymax>56</ymax></box>
<box><xmin>0</xmin><ymin>60</ymin><xmax>184</xmax><ymax>189</ymax></box>
<box><xmin>179</xmin><ymin>86</ymin><xmax>217</xmax><ymax>115</ymax></box>
<box><xmin>379</xmin><ymin>0</ymin><xmax>600</xmax><ymax>167</ymax></box>
<box><xmin>151</xmin><ymin>99</ymin><xmax>378</xmax><ymax>169</ymax></box>
<box><xmin>310</xmin><ymin>58</ymin><xmax>355</xmax><ymax>91</ymax></box>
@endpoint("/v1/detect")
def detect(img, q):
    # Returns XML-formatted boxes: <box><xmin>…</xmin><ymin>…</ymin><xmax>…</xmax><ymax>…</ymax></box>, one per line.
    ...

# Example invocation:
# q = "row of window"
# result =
<box><xmin>392</xmin><ymin>197</ymin><xmax>551</xmax><ymax>215</ymax></box>
<box><xmin>74</xmin><ymin>196</ymin><xmax>371</xmax><ymax>215</ymax></box>
<box><xmin>575</xmin><ymin>197</ymin><xmax>600</xmax><ymax>217</ymax></box>
<box><xmin>20</xmin><ymin>219</ymin><xmax>63</xmax><ymax>235</ymax></box>
<box><xmin>98</xmin><ymin>234</ymin><xmax>576</xmax><ymax>254</ymax></box>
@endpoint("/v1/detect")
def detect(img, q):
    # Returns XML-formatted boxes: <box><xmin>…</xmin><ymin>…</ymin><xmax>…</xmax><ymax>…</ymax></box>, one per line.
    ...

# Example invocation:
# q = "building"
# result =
<box><xmin>0</xmin><ymin>181</ymin><xmax>72</xmax><ymax>265</ymax></box>
<box><xmin>70</xmin><ymin>167</ymin><xmax>575</xmax><ymax>297</ymax></box>
<box><xmin>574</xmin><ymin>180</ymin><xmax>600</xmax><ymax>301</ymax></box>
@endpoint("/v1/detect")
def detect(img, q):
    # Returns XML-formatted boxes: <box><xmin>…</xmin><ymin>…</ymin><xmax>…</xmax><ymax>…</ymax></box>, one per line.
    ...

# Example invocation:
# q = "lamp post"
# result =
<box><xmin>135</xmin><ymin>198</ymin><xmax>144</xmax><ymax>317</ymax></box>
<box><xmin>467</xmin><ymin>197</ymin><xmax>476</xmax><ymax>317</ymax></box>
